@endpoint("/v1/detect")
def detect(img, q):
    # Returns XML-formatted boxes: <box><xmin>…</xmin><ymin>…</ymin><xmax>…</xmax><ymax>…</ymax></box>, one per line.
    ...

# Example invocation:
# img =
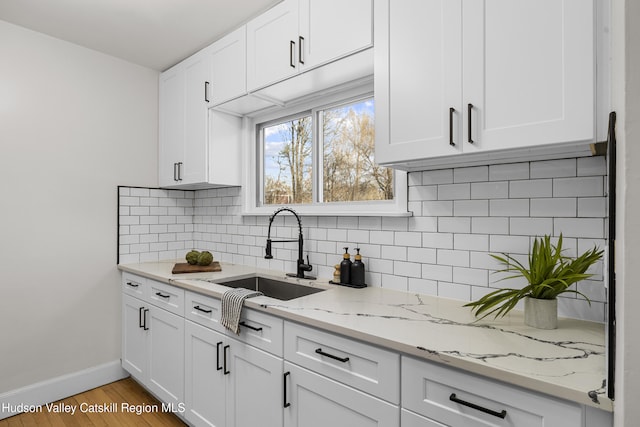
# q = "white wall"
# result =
<box><xmin>614</xmin><ymin>0</ymin><xmax>640</xmax><ymax>425</ymax></box>
<box><xmin>0</xmin><ymin>20</ymin><xmax>158</xmax><ymax>393</ymax></box>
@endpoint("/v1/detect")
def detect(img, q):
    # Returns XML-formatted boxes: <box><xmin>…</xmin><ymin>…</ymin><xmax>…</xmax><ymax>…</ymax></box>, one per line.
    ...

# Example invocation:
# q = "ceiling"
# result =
<box><xmin>0</xmin><ymin>0</ymin><xmax>281</xmax><ymax>71</ymax></box>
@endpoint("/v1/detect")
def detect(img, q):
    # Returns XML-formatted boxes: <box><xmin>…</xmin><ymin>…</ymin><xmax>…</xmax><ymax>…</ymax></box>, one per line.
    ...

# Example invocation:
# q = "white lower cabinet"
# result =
<box><xmin>121</xmin><ymin>292</ymin><xmax>185</xmax><ymax>408</ymax></box>
<box><xmin>284</xmin><ymin>363</ymin><xmax>399</xmax><ymax>427</ymax></box>
<box><xmin>402</xmin><ymin>355</ymin><xmax>583</xmax><ymax>427</ymax></box>
<box><xmin>185</xmin><ymin>319</ymin><xmax>284</xmax><ymax>427</ymax></box>
<box><xmin>401</xmin><ymin>409</ymin><xmax>446</xmax><ymax>427</ymax></box>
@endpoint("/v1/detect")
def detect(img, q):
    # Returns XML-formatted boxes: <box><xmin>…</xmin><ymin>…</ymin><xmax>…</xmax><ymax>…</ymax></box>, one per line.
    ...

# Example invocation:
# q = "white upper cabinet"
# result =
<box><xmin>375</xmin><ymin>0</ymin><xmax>597</xmax><ymax>169</ymax></box>
<box><xmin>158</xmin><ymin>45</ymin><xmax>242</xmax><ymax>189</ymax></box>
<box><xmin>209</xmin><ymin>26</ymin><xmax>247</xmax><ymax>105</ymax></box>
<box><xmin>298</xmin><ymin>0</ymin><xmax>373</xmax><ymax>70</ymax></box>
<box><xmin>247</xmin><ymin>0</ymin><xmax>373</xmax><ymax>92</ymax></box>
<box><xmin>246</xmin><ymin>0</ymin><xmax>300</xmax><ymax>91</ymax></box>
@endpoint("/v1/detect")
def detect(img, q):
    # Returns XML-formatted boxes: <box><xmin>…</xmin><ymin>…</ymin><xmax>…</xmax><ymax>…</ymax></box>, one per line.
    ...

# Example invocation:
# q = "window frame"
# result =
<box><xmin>242</xmin><ymin>85</ymin><xmax>408</xmax><ymax>217</ymax></box>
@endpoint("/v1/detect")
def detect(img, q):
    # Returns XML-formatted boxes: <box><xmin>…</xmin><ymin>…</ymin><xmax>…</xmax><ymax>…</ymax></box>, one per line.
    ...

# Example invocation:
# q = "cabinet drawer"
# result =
<box><xmin>401</xmin><ymin>409</ymin><xmax>446</xmax><ymax>427</ymax></box>
<box><xmin>236</xmin><ymin>308</ymin><xmax>283</xmax><ymax>357</ymax></box>
<box><xmin>402</xmin><ymin>356</ymin><xmax>583</xmax><ymax>427</ymax></box>
<box><xmin>185</xmin><ymin>291</ymin><xmax>224</xmax><ymax>333</ymax></box>
<box><xmin>122</xmin><ymin>272</ymin><xmax>145</xmax><ymax>299</ymax></box>
<box><xmin>148</xmin><ymin>279</ymin><xmax>184</xmax><ymax>316</ymax></box>
<box><xmin>284</xmin><ymin>321</ymin><xmax>399</xmax><ymax>404</ymax></box>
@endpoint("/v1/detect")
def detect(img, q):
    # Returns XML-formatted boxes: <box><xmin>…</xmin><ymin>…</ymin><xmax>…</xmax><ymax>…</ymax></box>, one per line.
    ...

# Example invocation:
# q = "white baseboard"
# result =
<box><xmin>0</xmin><ymin>360</ymin><xmax>128</xmax><ymax>420</ymax></box>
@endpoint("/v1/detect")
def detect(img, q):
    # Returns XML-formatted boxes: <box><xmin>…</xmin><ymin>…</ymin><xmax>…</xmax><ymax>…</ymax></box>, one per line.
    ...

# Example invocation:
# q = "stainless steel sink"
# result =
<box><xmin>216</xmin><ymin>276</ymin><xmax>325</xmax><ymax>301</ymax></box>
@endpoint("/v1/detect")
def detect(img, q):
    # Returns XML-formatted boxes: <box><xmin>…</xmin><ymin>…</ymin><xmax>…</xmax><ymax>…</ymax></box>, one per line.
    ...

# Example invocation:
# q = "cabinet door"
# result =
<box><xmin>122</xmin><ymin>294</ymin><xmax>147</xmax><ymax>381</ymax></box>
<box><xmin>374</xmin><ymin>0</ymin><xmax>462</xmax><ymax>165</ymax></box>
<box><xmin>299</xmin><ymin>0</ymin><xmax>372</xmax><ymax>70</ymax></box>
<box><xmin>185</xmin><ymin>321</ymin><xmax>226</xmax><ymax>427</ymax></box>
<box><xmin>462</xmin><ymin>0</ymin><xmax>595</xmax><ymax>152</ymax></box>
<box><xmin>147</xmin><ymin>306</ymin><xmax>185</xmax><ymax>407</ymax></box>
<box><xmin>246</xmin><ymin>0</ymin><xmax>299</xmax><ymax>91</ymax></box>
<box><xmin>158</xmin><ymin>66</ymin><xmax>185</xmax><ymax>187</ymax></box>
<box><xmin>210</xmin><ymin>26</ymin><xmax>247</xmax><ymax>105</ymax></box>
<box><xmin>225</xmin><ymin>338</ymin><xmax>284</xmax><ymax>427</ymax></box>
<box><xmin>182</xmin><ymin>51</ymin><xmax>211</xmax><ymax>185</ymax></box>
<box><xmin>284</xmin><ymin>363</ymin><xmax>399</xmax><ymax>427</ymax></box>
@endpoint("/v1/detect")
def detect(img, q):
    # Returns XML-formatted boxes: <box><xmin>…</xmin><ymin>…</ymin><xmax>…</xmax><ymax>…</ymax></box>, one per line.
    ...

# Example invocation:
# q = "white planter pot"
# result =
<box><xmin>524</xmin><ymin>297</ymin><xmax>558</xmax><ymax>329</ymax></box>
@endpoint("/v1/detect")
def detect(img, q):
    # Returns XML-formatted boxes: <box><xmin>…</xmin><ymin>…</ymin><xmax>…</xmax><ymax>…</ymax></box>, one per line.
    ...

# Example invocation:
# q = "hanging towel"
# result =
<box><xmin>220</xmin><ymin>288</ymin><xmax>263</xmax><ymax>334</ymax></box>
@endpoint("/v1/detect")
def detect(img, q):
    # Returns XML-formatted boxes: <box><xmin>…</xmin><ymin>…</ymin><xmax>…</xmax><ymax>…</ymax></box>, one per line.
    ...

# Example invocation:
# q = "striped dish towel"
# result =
<box><xmin>220</xmin><ymin>288</ymin><xmax>263</xmax><ymax>334</ymax></box>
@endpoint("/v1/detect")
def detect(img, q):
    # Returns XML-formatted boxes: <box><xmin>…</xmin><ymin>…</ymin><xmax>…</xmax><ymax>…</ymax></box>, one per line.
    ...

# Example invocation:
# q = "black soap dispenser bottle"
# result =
<box><xmin>351</xmin><ymin>248</ymin><xmax>365</xmax><ymax>287</ymax></box>
<box><xmin>340</xmin><ymin>247</ymin><xmax>352</xmax><ymax>285</ymax></box>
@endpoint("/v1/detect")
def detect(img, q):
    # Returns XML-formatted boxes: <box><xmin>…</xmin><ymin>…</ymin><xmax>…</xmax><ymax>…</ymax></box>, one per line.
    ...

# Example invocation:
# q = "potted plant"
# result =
<box><xmin>464</xmin><ymin>234</ymin><xmax>603</xmax><ymax>329</ymax></box>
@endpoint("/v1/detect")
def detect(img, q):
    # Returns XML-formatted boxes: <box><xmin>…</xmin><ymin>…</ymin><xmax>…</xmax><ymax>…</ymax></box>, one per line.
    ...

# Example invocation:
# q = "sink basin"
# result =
<box><xmin>216</xmin><ymin>276</ymin><xmax>325</xmax><ymax>301</ymax></box>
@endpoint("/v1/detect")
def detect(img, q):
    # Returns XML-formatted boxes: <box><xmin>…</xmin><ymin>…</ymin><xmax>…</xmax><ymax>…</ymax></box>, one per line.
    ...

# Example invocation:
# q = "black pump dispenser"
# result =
<box><xmin>340</xmin><ymin>247</ymin><xmax>352</xmax><ymax>285</ymax></box>
<box><xmin>351</xmin><ymin>248</ymin><xmax>365</xmax><ymax>287</ymax></box>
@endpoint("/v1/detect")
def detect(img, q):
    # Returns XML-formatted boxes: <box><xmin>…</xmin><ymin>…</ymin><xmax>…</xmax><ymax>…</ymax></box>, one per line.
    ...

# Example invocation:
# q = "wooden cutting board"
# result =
<box><xmin>172</xmin><ymin>261</ymin><xmax>221</xmax><ymax>274</ymax></box>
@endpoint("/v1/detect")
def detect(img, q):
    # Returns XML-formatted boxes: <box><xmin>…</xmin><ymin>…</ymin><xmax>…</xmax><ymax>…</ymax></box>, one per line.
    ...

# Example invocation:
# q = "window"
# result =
<box><xmin>245</xmin><ymin>88</ymin><xmax>407</xmax><ymax>216</ymax></box>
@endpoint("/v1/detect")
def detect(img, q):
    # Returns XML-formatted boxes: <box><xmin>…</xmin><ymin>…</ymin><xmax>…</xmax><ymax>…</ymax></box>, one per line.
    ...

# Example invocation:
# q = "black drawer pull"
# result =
<box><xmin>239</xmin><ymin>321</ymin><xmax>263</xmax><ymax>332</ymax></box>
<box><xmin>155</xmin><ymin>292</ymin><xmax>170</xmax><ymax>299</ymax></box>
<box><xmin>283</xmin><ymin>371</ymin><xmax>291</xmax><ymax>408</ymax></box>
<box><xmin>142</xmin><ymin>308</ymin><xmax>149</xmax><ymax>331</ymax></box>
<box><xmin>216</xmin><ymin>341</ymin><xmax>223</xmax><ymax>371</ymax></box>
<box><xmin>223</xmin><ymin>345</ymin><xmax>230</xmax><ymax>375</ymax></box>
<box><xmin>315</xmin><ymin>348</ymin><xmax>350</xmax><ymax>363</ymax></box>
<box><xmin>467</xmin><ymin>103</ymin><xmax>474</xmax><ymax>144</ymax></box>
<box><xmin>449</xmin><ymin>107</ymin><xmax>456</xmax><ymax>146</ymax></box>
<box><xmin>126</xmin><ymin>281</ymin><xmax>139</xmax><ymax>288</ymax></box>
<box><xmin>449</xmin><ymin>393</ymin><xmax>507</xmax><ymax>419</ymax></box>
<box><xmin>194</xmin><ymin>305</ymin><xmax>212</xmax><ymax>314</ymax></box>
<box><xmin>138</xmin><ymin>306</ymin><xmax>145</xmax><ymax>328</ymax></box>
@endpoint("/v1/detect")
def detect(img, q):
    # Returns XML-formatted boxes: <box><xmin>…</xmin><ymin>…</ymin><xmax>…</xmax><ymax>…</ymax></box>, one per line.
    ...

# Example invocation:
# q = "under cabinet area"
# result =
<box><xmin>375</xmin><ymin>0</ymin><xmax>598</xmax><ymax>169</ymax></box>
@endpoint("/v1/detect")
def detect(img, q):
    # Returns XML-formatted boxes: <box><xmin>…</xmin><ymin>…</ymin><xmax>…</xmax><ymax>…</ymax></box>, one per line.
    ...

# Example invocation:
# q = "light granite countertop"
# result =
<box><xmin>118</xmin><ymin>260</ymin><xmax>612</xmax><ymax>412</ymax></box>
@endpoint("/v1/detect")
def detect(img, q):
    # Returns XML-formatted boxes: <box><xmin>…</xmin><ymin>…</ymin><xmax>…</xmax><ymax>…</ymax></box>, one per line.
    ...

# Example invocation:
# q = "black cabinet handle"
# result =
<box><xmin>283</xmin><ymin>371</ymin><xmax>291</xmax><ymax>408</ymax></box>
<box><xmin>155</xmin><ymin>292</ymin><xmax>170</xmax><ymax>299</ymax></box>
<box><xmin>177</xmin><ymin>162</ymin><xmax>183</xmax><ymax>181</ymax></box>
<box><xmin>138</xmin><ymin>306</ymin><xmax>145</xmax><ymax>328</ymax></box>
<box><xmin>449</xmin><ymin>393</ymin><xmax>507</xmax><ymax>419</ymax></box>
<box><xmin>298</xmin><ymin>36</ymin><xmax>304</xmax><ymax>64</ymax></box>
<box><xmin>315</xmin><ymin>348</ymin><xmax>350</xmax><ymax>363</ymax></box>
<box><xmin>142</xmin><ymin>308</ymin><xmax>149</xmax><ymax>331</ymax></box>
<box><xmin>173</xmin><ymin>163</ymin><xmax>178</xmax><ymax>181</ymax></box>
<box><xmin>467</xmin><ymin>103</ymin><xmax>474</xmax><ymax>144</ymax></box>
<box><xmin>449</xmin><ymin>107</ymin><xmax>456</xmax><ymax>146</ymax></box>
<box><xmin>205</xmin><ymin>81</ymin><xmax>210</xmax><ymax>103</ymax></box>
<box><xmin>239</xmin><ymin>321</ymin><xmax>263</xmax><ymax>332</ymax></box>
<box><xmin>126</xmin><ymin>281</ymin><xmax>139</xmax><ymax>288</ymax></box>
<box><xmin>216</xmin><ymin>341</ymin><xmax>223</xmax><ymax>371</ymax></box>
<box><xmin>194</xmin><ymin>305</ymin><xmax>212</xmax><ymax>314</ymax></box>
<box><xmin>223</xmin><ymin>345</ymin><xmax>230</xmax><ymax>375</ymax></box>
<box><xmin>290</xmin><ymin>40</ymin><xmax>296</xmax><ymax>68</ymax></box>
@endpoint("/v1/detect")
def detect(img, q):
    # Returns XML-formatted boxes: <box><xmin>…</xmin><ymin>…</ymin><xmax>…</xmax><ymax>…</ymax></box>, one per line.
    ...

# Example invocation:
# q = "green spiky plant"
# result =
<box><xmin>464</xmin><ymin>234</ymin><xmax>604</xmax><ymax>320</ymax></box>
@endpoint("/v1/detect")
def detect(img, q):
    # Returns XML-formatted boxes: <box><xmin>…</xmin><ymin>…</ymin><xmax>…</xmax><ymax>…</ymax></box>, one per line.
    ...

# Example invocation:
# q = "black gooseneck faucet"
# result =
<box><xmin>265</xmin><ymin>207</ymin><xmax>315</xmax><ymax>279</ymax></box>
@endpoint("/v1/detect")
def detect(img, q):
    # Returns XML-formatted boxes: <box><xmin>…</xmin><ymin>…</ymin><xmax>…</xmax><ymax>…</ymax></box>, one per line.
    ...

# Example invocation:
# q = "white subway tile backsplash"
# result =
<box><xmin>438</xmin><ymin>217</ymin><xmax>471</xmax><ymax>233</ymax></box>
<box><xmin>578</xmin><ymin>197</ymin><xmax>607</xmax><ymax>218</ymax></box>
<box><xmin>422</xmin><ymin>169</ymin><xmax>453</xmax><ymax>185</ymax></box>
<box><xmin>422</xmin><ymin>200</ymin><xmax>453</xmax><ymax>216</ymax></box>
<box><xmin>119</xmin><ymin>154</ymin><xmax>608</xmax><ymax>323</ymax></box>
<box><xmin>530</xmin><ymin>159</ymin><xmax>576</xmax><ymax>179</ymax></box>
<box><xmin>509</xmin><ymin>218</ymin><xmax>553</xmax><ymax>237</ymax></box>
<box><xmin>490</xmin><ymin>199</ymin><xmax>529</xmax><ymax>217</ymax></box>
<box><xmin>553</xmin><ymin>176</ymin><xmax>603</xmax><ymax>197</ymax></box>
<box><xmin>454</xmin><ymin>166</ymin><xmax>489</xmax><ymax>183</ymax></box>
<box><xmin>438</xmin><ymin>183</ymin><xmax>471</xmax><ymax>200</ymax></box>
<box><xmin>395</xmin><ymin>231</ymin><xmax>422</xmax><ymax>247</ymax></box>
<box><xmin>530</xmin><ymin>198</ymin><xmax>576</xmax><ymax>217</ymax></box>
<box><xmin>454</xmin><ymin>200</ymin><xmax>489</xmax><ymax>217</ymax></box>
<box><xmin>471</xmin><ymin>181</ymin><xmax>508</xmax><ymax>199</ymax></box>
<box><xmin>471</xmin><ymin>217</ymin><xmax>509</xmax><ymax>235</ymax></box>
<box><xmin>554</xmin><ymin>218</ymin><xmax>605</xmax><ymax>239</ymax></box>
<box><xmin>489</xmin><ymin>163</ymin><xmax>529</xmax><ymax>181</ymax></box>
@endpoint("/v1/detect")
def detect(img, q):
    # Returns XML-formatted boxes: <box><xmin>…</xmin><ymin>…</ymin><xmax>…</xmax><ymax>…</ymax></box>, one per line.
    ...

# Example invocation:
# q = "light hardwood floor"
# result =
<box><xmin>0</xmin><ymin>378</ymin><xmax>186</xmax><ymax>426</ymax></box>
